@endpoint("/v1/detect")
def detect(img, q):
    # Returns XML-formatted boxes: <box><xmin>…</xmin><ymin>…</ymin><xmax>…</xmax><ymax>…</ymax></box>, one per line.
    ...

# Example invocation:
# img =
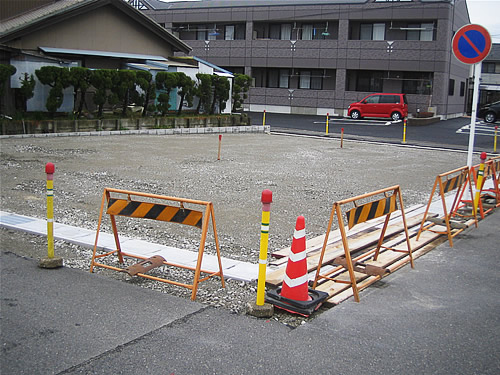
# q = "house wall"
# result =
<box><xmin>7</xmin><ymin>5</ymin><xmax>174</xmax><ymax>59</ymax></box>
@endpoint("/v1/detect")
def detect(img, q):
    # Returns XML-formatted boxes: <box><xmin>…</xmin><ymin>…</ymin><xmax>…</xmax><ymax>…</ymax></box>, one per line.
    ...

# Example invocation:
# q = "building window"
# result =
<box><xmin>268</xmin><ymin>69</ymin><xmax>290</xmax><ymax>88</ymax></box>
<box><xmin>402</xmin><ymin>72</ymin><xmax>433</xmax><ymax>95</ymax></box>
<box><xmin>448</xmin><ymin>79</ymin><xmax>455</xmax><ymax>96</ymax></box>
<box><xmin>196</xmin><ymin>25</ymin><xmax>218</xmax><ymax>40</ymax></box>
<box><xmin>360</xmin><ymin>23</ymin><xmax>385</xmax><ymax>40</ymax></box>
<box><xmin>460</xmin><ymin>81</ymin><xmax>465</xmax><ymax>97</ymax></box>
<box><xmin>267</xmin><ymin>23</ymin><xmax>293</xmax><ymax>40</ymax></box>
<box><xmin>406</xmin><ymin>23</ymin><xmax>434</xmax><ymax>41</ymax></box>
<box><xmin>225</xmin><ymin>25</ymin><xmax>234</xmax><ymax>40</ymax></box>
<box><xmin>346</xmin><ymin>70</ymin><xmax>383</xmax><ymax>92</ymax></box>
<box><xmin>300</xmin><ymin>23</ymin><xmax>328</xmax><ymax>40</ymax></box>
<box><xmin>299</xmin><ymin>70</ymin><xmax>323</xmax><ymax>89</ymax></box>
<box><xmin>483</xmin><ymin>62</ymin><xmax>500</xmax><ymax>73</ymax></box>
<box><xmin>281</xmin><ymin>24</ymin><xmax>292</xmax><ymax>40</ymax></box>
<box><xmin>302</xmin><ymin>24</ymin><xmax>313</xmax><ymax>40</ymax></box>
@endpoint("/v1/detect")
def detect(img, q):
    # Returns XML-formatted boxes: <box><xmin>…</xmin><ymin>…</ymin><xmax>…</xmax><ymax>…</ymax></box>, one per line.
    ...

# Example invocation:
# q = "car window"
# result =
<box><xmin>403</xmin><ymin>95</ymin><xmax>408</xmax><ymax>105</ymax></box>
<box><xmin>380</xmin><ymin>95</ymin><xmax>398</xmax><ymax>103</ymax></box>
<box><xmin>365</xmin><ymin>95</ymin><xmax>379</xmax><ymax>104</ymax></box>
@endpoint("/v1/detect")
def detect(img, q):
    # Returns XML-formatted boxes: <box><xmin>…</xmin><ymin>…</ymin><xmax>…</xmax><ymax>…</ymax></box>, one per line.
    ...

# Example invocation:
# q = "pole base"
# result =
<box><xmin>38</xmin><ymin>256</ymin><xmax>63</xmax><ymax>269</ymax></box>
<box><xmin>246</xmin><ymin>301</ymin><xmax>274</xmax><ymax>318</ymax></box>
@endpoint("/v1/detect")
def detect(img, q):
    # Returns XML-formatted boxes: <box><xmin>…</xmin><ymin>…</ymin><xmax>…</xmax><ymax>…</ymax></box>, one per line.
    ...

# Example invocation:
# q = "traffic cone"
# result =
<box><xmin>280</xmin><ymin>216</ymin><xmax>311</xmax><ymax>301</ymax></box>
<box><xmin>266</xmin><ymin>215</ymin><xmax>329</xmax><ymax>316</ymax></box>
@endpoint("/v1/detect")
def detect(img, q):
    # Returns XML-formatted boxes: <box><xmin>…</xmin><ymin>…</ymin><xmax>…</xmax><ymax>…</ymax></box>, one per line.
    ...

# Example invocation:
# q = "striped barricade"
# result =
<box><xmin>456</xmin><ymin>156</ymin><xmax>500</xmax><ymax>219</ymax></box>
<box><xmin>312</xmin><ymin>185</ymin><xmax>413</xmax><ymax>303</ymax></box>
<box><xmin>416</xmin><ymin>166</ymin><xmax>477</xmax><ymax>247</ymax></box>
<box><xmin>90</xmin><ymin>188</ymin><xmax>224</xmax><ymax>300</ymax></box>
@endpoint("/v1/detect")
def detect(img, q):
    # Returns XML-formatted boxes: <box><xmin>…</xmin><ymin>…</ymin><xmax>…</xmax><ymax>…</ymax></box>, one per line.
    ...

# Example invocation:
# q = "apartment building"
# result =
<box><xmin>135</xmin><ymin>0</ymin><xmax>471</xmax><ymax>118</ymax></box>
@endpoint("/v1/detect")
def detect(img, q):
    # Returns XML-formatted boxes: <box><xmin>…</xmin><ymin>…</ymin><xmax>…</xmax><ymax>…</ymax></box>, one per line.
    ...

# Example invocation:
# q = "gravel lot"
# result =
<box><xmin>0</xmin><ymin>132</ymin><xmax>469</xmax><ymax>325</ymax></box>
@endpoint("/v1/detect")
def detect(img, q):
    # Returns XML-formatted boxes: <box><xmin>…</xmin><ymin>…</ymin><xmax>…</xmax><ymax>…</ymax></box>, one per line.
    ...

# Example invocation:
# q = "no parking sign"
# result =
<box><xmin>452</xmin><ymin>24</ymin><xmax>492</xmax><ymax>64</ymax></box>
<box><xmin>452</xmin><ymin>24</ymin><xmax>492</xmax><ymax>167</ymax></box>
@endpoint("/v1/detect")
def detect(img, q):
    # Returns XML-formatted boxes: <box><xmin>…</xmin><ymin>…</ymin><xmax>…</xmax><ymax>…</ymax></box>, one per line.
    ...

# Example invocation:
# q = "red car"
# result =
<box><xmin>348</xmin><ymin>93</ymin><xmax>408</xmax><ymax>121</ymax></box>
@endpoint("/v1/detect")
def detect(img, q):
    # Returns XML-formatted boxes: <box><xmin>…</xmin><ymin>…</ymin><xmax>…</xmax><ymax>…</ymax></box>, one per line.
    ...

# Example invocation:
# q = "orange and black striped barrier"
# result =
<box><xmin>416</xmin><ymin>166</ymin><xmax>476</xmax><ymax>247</ymax></box>
<box><xmin>90</xmin><ymin>188</ymin><xmax>225</xmax><ymax>300</ymax></box>
<box><xmin>312</xmin><ymin>185</ymin><xmax>413</xmax><ymax>303</ymax></box>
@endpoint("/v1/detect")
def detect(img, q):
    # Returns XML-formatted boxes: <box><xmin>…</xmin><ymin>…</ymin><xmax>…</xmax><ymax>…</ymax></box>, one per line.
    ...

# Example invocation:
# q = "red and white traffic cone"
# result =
<box><xmin>280</xmin><ymin>216</ymin><xmax>311</xmax><ymax>302</ymax></box>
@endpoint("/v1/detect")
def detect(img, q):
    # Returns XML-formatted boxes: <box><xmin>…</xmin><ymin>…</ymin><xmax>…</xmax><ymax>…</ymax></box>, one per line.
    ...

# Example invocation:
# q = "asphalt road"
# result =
<box><xmin>248</xmin><ymin>112</ymin><xmax>499</xmax><ymax>154</ymax></box>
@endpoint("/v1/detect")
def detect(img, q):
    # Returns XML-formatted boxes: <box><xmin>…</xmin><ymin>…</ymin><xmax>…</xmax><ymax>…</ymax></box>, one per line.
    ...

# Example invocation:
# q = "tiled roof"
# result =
<box><xmin>0</xmin><ymin>0</ymin><xmax>90</xmax><ymax>35</ymax></box>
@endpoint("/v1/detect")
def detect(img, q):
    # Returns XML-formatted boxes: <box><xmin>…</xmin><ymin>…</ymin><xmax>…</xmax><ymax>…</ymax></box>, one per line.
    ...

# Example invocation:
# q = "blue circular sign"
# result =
<box><xmin>452</xmin><ymin>24</ymin><xmax>492</xmax><ymax>64</ymax></box>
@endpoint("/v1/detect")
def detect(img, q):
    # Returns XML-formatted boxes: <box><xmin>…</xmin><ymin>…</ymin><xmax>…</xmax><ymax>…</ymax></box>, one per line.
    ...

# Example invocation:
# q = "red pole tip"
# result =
<box><xmin>341</xmin><ymin>128</ymin><xmax>344</xmax><ymax>132</ymax></box>
<box><xmin>295</xmin><ymin>215</ymin><xmax>305</xmax><ymax>230</ymax></box>
<box><xmin>219</xmin><ymin>134</ymin><xmax>222</xmax><ymax>141</ymax></box>
<box><xmin>261</xmin><ymin>189</ymin><xmax>273</xmax><ymax>204</ymax></box>
<box><xmin>480</xmin><ymin>152</ymin><xmax>487</xmax><ymax>160</ymax></box>
<box><xmin>45</xmin><ymin>162</ymin><xmax>55</xmax><ymax>174</ymax></box>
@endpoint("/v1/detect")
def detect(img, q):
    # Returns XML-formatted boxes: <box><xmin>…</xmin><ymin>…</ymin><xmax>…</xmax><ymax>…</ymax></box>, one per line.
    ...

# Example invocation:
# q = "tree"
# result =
<box><xmin>174</xmin><ymin>72</ymin><xmax>195</xmax><ymax>115</ymax></box>
<box><xmin>232</xmin><ymin>74</ymin><xmax>252</xmax><ymax>112</ymax></box>
<box><xmin>156</xmin><ymin>71</ymin><xmax>178</xmax><ymax>115</ymax></box>
<box><xmin>35</xmin><ymin>66</ymin><xmax>70</xmax><ymax>114</ymax></box>
<box><xmin>69</xmin><ymin>67</ymin><xmax>92</xmax><ymax>118</ymax></box>
<box><xmin>134</xmin><ymin>70</ymin><xmax>156</xmax><ymax>117</ymax></box>
<box><xmin>195</xmin><ymin>73</ymin><xmax>212</xmax><ymax>114</ymax></box>
<box><xmin>210</xmin><ymin>75</ymin><xmax>230</xmax><ymax>114</ymax></box>
<box><xmin>91</xmin><ymin>69</ymin><xmax>115</xmax><ymax>118</ymax></box>
<box><xmin>112</xmin><ymin>70</ymin><xmax>137</xmax><ymax>116</ymax></box>
<box><xmin>0</xmin><ymin>64</ymin><xmax>17</xmax><ymax>114</ymax></box>
<box><xmin>18</xmin><ymin>73</ymin><xmax>36</xmax><ymax>112</ymax></box>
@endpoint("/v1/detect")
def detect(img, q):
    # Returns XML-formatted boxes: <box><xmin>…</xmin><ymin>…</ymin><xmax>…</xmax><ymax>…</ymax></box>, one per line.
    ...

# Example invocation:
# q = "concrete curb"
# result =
<box><xmin>0</xmin><ymin>125</ymin><xmax>271</xmax><ymax>139</ymax></box>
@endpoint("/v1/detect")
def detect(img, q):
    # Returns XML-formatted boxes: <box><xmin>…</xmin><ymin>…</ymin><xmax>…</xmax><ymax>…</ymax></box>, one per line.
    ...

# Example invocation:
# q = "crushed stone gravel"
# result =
<box><xmin>0</xmin><ymin>133</ymin><xmax>468</xmax><ymax>326</ymax></box>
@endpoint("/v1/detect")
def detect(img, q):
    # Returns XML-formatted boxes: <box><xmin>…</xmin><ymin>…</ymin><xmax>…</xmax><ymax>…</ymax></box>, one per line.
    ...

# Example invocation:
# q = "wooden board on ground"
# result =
<box><xmin>266</xmin><ymin>213</ymin><xmax>427</xmax><ymax>286</ymax></box>
<box><xmin>270</xmin><ymin>204</ymin><xmax>423</xmax><ymax>259</ymax></box>
<box><xmin>319</xmin><ymin>229</ymin><xmax>443</xmax><ymax>306</ymax></box>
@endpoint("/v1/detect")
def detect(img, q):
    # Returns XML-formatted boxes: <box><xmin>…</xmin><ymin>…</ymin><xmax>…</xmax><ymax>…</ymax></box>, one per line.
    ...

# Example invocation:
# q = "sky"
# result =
<box><xmin>467</xmin><ymin>0</ymin><xmax>500</xmax><ymax>43</ymax></box>
<box><xmin>156</xmin><ymin>0</ymin><xmax>500</xmax><ymax>44</ymax></box>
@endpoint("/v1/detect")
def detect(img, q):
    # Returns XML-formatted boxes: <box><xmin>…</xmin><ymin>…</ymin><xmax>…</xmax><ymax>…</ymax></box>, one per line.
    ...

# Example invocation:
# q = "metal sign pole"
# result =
<box><xmin>467</xmin><ymin>62</ymin><xmax>482</xmax><ymax>167</ymax></box>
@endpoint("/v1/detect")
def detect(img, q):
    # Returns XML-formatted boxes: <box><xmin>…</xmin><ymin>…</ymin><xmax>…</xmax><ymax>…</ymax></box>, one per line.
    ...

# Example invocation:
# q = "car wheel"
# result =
<box><xmin>391</xmin><ymin>112</ymin><xmax>402</xmax><ymax>121</ymax></box>
<box><xmin>350</xmin><ymin>110</ymin><xmax>361</xmax><ymax>120</ymax></box>
<box><xmin>484</xmin><ymin>112</ymin><xmax>497</xmax><ymax>123</ymax></box>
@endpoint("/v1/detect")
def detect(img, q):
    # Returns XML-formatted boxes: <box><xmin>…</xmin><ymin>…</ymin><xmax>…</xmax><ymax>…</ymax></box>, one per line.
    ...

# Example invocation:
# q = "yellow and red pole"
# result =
<box><xmin>262</xmin><ymin>110</ymin><xmax>266</xmax><ymax>126</ymax></box>
<box><xmin>473</xmin><ymin>152</ymin><xmax>487</xmax><ymax>215</ymax></box>
<box><xmin>39</xmin><ymin>162</ymin><xmax>62</xmax><ymax>268</ymax></box>
<box><xmin>256</xmin><ymin>189</ymin><xmax>272</xmax><ymax>306</ymax></box>
<box><xmin>46</xmin><ymin>162</ymin><xmax>55</xmax><ymax>258</ymax></box>
<box><xmin>402</xmin><ymin>117</ymin><xmax>407</xmax><ymax>144</ymax></box>
<box><xmin>326</xmin><ymin>113</ymin><xmax>329</xmax><ymax>135</ymax></box>
<box><xmin>341</xmin><ymin>127</ymin><xmax>344</xmax><ymax>148</ymax></box>
<box><xmin>494</xmin><ymin>126</ymin><xmax>498</xmax><ymax>152</ymax></box>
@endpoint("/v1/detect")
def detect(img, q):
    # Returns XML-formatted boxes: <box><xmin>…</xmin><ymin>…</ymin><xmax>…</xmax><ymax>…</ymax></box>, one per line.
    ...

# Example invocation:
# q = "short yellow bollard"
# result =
<box><xmin>326</xmin><ymin>113</ymin><xmax>329</xmax><ymax>135</ymax></box>
<box><xmin>473</xmin><ymin>152</ymin><xmax>487</xmax><ymax>215</ymax></box>
<box><xmin>256</xmin><ymin>189</ymin><xmax>272</xmax><ymax>306</ymax></box>
<box><xmin>39</xmin><ymin>162</ymin><xmax>63</xmax><ymax>268</ymax></box>
<box><xmin>494</xmin><ymin>126</ymin><xmax>498</xmax><ymax>152</ymax></box>
<box><xmin>247</xmin><ymin>189</ymin><xmax>274</xmax><ymax>317</ymax></box>
<box><xmin>402</xmin><ymin>117</ymin><xmax>407</xmax><ymax>144</ymax></box>
<box><xmin>262</xmin><ymin>110</ymin><xmax>266</xmax><ymax>126</ymax></box>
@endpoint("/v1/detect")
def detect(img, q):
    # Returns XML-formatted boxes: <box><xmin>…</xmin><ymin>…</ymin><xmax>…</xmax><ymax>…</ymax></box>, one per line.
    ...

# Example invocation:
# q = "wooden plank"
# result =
<box><xmin>270</xmin><ymin>204</ymin><xmax>423</xmax><ymax>259</ymax></box>
<box><xmin>321</xmin><ymin>230</ymin><xmax>442</xmax><ymax>306</ymax></box>
<box><xmin>265</xmin><ymin>213</ymin><xmax>427</xmax><ymax>286</ymax></box>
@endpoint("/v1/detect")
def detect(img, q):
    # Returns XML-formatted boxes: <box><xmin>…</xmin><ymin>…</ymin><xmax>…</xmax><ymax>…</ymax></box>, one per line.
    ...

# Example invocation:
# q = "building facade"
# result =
<box><xmin>479</xmin><ymin>43</ymin><xmax>500</xmax><ymax>107</ymax></box>
<box><xmin>137</xmin><ymin>0</ymin><xmax>471</xmax><ymax>118</ymax></box>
